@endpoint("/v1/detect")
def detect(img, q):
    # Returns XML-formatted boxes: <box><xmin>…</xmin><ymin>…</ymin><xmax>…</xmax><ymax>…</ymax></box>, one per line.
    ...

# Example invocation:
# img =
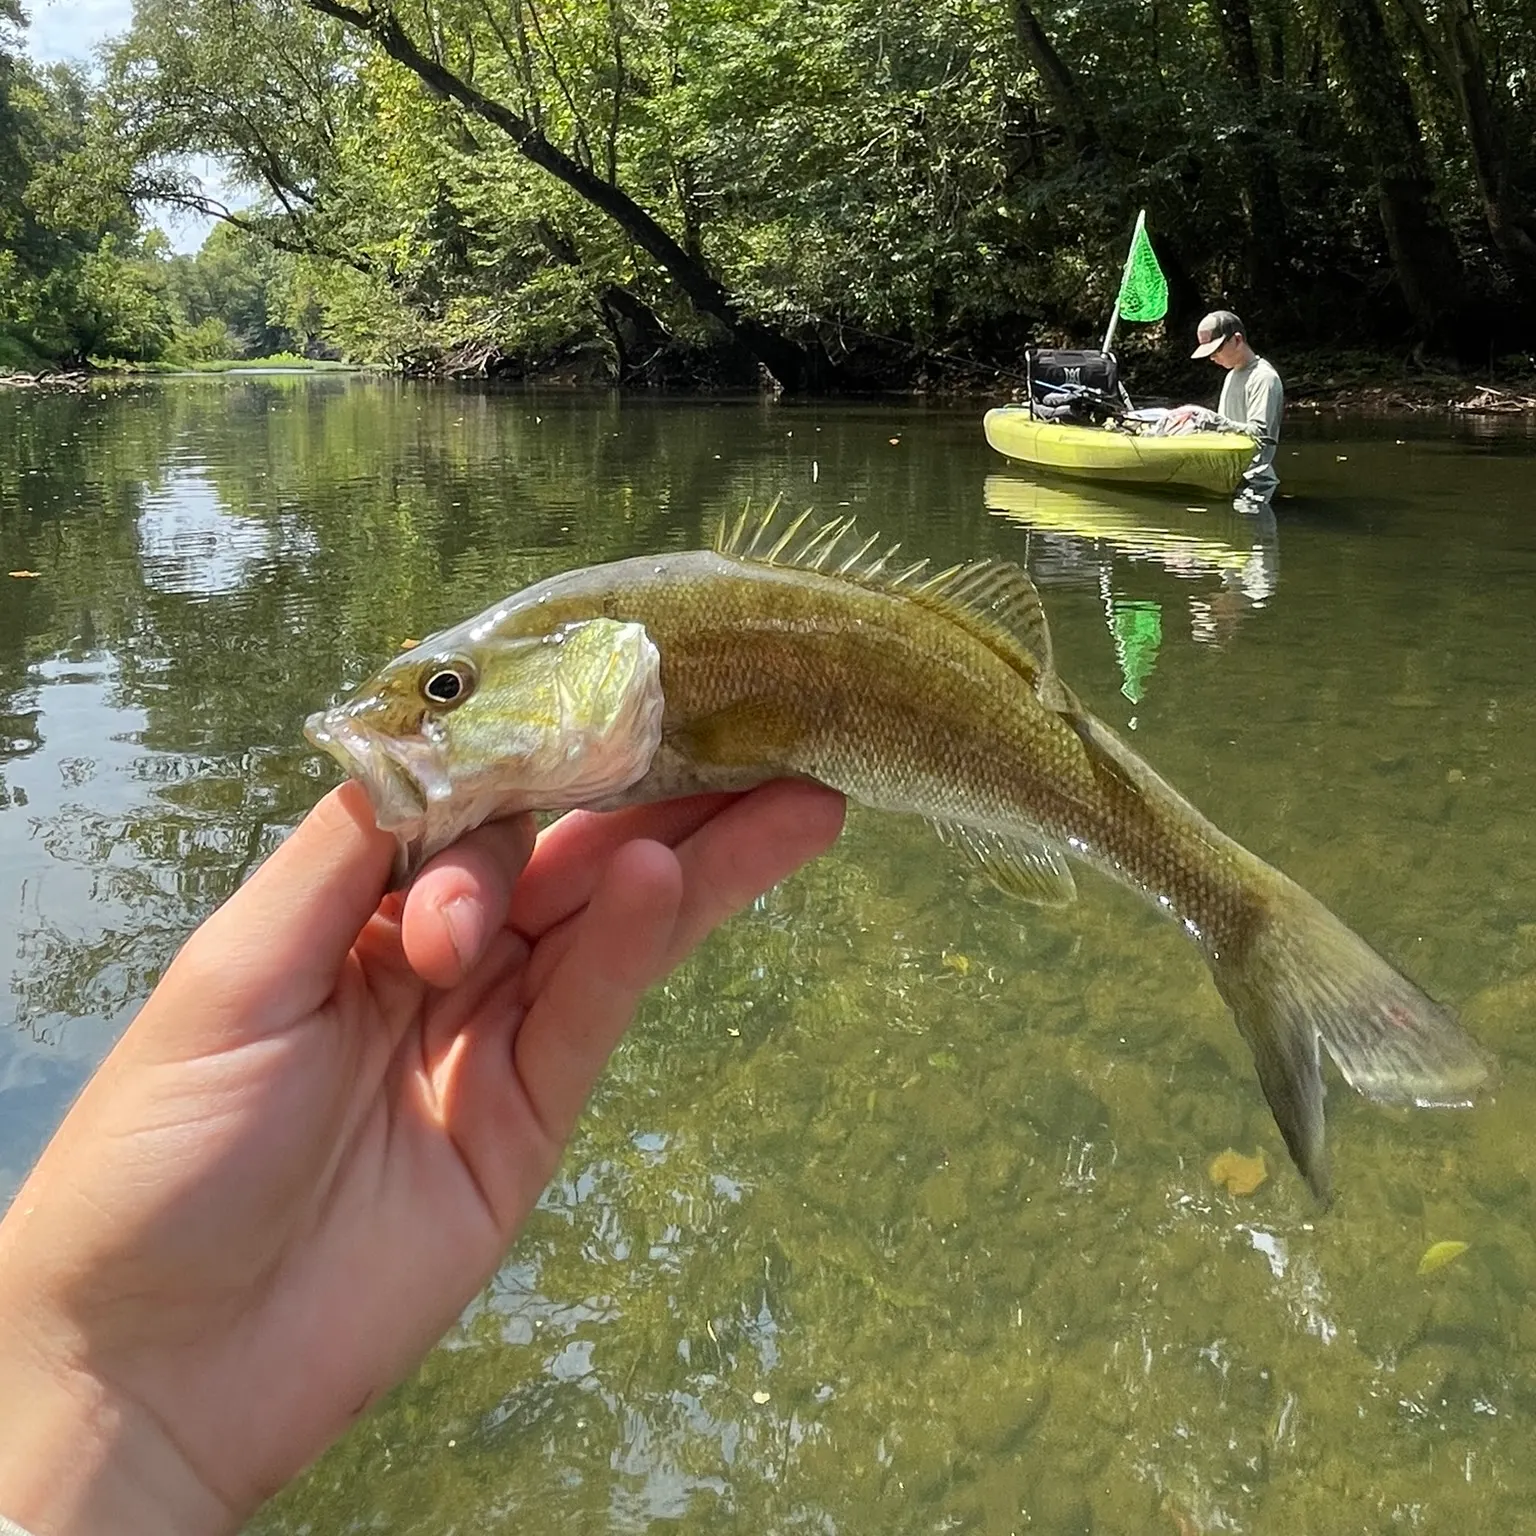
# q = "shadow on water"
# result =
<box><xmin>4</xmin><ymin>379</ymin><xmax>1536</xmax><ymax>1533</ymax></box>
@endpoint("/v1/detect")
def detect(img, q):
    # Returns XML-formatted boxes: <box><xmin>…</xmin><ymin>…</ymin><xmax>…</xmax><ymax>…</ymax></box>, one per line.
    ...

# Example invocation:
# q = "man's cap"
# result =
<box><xmin>1192</xmin><ymin>310</ymin><xmax>1244</xmax><ymax>359</ymax></box>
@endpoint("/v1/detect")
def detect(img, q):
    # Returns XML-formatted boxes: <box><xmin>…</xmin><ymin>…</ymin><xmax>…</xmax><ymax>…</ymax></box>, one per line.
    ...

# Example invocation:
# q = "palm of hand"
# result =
<box><xmin>1</xmin><ymin>780</ymin><xmax>844</xmax><ymax>1522</ymax></box>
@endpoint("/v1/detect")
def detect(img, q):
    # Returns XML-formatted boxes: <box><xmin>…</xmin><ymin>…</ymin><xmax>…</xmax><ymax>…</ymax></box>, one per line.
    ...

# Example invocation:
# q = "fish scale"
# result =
<box><xmin>306</xmin><ymin>509</ymin><xmax>1494</xmax><ymax>1201</ymax></box>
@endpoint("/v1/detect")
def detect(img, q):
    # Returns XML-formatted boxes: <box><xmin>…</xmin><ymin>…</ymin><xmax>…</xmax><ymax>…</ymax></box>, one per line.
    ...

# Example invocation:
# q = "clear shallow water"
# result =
<box><xmin>2</xmin><ymin>378</ymin><xmax>1535</xmax><ymax>1532</ymax></box>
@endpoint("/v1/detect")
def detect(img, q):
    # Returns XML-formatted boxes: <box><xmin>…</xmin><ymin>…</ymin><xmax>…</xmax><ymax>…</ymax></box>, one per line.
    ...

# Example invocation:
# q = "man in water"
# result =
<box><xmin>1167</xmin><ymin>310</ymin><xmax>1285</xmax><ymax>503</ymax></box>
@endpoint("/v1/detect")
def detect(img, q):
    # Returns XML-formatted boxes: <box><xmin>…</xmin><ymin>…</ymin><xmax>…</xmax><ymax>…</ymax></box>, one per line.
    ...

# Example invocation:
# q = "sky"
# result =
<box><xmin>24</xmin><ymin>0</ymin><xmax>129</xmax><ymax>66</ymax></box>
<box><xmin>25</xmin><ymin>0</ymin><xmax>230</xmax><ymax>253</ymax></box>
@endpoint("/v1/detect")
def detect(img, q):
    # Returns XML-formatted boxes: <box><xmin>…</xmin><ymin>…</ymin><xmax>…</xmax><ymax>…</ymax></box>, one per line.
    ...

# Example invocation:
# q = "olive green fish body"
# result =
<box><xmin>504</xmin><ymin>550</ymin><xmax>1258</xmax><ymax>947</ymax></box>
<box><xmin>306</xmin><ymin>509</ymin><xmax>1493</xmax><ymax>1199</ymax></box>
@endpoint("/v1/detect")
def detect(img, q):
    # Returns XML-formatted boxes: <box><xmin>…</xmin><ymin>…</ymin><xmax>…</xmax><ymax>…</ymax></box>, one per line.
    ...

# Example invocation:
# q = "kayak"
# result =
<box><xmin>983</xmin><ymin>406</ymin><xmax>1255</xmax><ymax>496</ymax></box>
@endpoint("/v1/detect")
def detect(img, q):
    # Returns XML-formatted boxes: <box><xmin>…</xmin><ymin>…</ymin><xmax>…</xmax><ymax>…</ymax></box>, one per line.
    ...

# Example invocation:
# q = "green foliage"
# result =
<box><xmin>173</xmin><ymin>314</ymin><xmax>240</xmax><ymax>361</ymax></box>
<box><xmin>159</xmin><ymin>223</ymin><xmax>313</xmax><ymax>359</ymax></box>
<box><xmin>18</xmin><ymin>0</ymin><xmax>1536</xmax><ymax>373</ymax></box>
<box><xmin>190</xmin><ymin>351</ymin><xmax>344</xmax><ymax>368</ymax></box>
<box><xmin>0</xmin><ymin>328</ymin><xmax>45</xmax><ymax>370</ymax></box>
<box><xmin>0</xmin><ymin>22</ymin><xmax>180</xmax><ymax>364</ymax></box>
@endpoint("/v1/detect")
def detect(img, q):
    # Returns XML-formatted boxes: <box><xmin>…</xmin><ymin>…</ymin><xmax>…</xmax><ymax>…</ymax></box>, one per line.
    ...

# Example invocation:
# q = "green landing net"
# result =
<box><xmin>1116</xmin><ymin>218</ymin><xmax>1168</xmax><ymax>323</ymax></box>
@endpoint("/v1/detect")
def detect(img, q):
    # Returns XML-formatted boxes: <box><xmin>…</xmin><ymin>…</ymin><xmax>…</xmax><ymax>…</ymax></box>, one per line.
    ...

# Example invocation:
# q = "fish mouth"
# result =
<box><xmin>303</xmin><ymin>708</ymin><xmax>439</xmax><ymax>835</ymax></box>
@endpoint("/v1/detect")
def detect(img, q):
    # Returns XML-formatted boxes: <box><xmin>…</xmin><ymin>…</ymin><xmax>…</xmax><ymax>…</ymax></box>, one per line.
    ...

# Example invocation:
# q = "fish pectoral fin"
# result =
<box><xmin>932</xmin><ymin>821</ymin><xmax>1077</xmax><ymax>906</ymax></box>
<box><xmin>671</xmin><ymin>698</ymin><xmax>802</xmax><ymax>768</ymax></box>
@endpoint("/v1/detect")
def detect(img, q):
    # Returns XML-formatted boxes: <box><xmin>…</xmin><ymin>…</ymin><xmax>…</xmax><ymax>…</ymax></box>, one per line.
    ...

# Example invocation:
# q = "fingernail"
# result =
<box><xmin>442</xmin><ymin>897</ymin><xmax>484</xmax><ymax>973</ymax></box>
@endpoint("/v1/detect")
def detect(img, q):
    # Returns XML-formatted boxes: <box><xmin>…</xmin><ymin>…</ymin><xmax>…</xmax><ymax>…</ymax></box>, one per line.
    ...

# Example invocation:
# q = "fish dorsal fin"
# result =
<box><xmin>931</xmin><ymin>820</ymin><xmax>1078</xmax><ymax>907</ymax></box>
<box><xmin>716</xmin><ymin>503</ymin><xmax>1067</xmax><ymax>706</ymax></box>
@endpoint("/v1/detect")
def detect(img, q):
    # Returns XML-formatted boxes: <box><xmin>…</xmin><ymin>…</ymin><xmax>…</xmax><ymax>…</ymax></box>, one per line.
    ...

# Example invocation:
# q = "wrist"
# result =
<box><xmin>0</xmin><ymin>1320</ymin><xmax>233</xmax><ymax>1536</ymax></box>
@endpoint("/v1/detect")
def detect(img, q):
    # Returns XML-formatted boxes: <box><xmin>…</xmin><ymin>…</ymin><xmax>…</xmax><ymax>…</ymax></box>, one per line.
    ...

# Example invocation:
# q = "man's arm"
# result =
<box><xmin>1214</xmin><ymin>367</ymin><xmax>1283</xmax><ymax>446</ymax></box>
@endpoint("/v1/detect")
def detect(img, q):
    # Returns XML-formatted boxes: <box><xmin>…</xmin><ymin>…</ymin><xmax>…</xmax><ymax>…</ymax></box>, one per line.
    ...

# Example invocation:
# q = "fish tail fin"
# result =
<box><xmin>1208</xmin><ymin>881</ymin><xmax>1495</xmax><ymax>1204</ymax></box>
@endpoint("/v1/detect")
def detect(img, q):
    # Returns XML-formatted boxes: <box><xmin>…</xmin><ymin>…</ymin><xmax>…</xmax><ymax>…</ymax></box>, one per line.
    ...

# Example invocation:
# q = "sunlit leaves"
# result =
<box><xmin>19</xmin><ymin>0</ymin><xmax>1536</xmax><ymax>369</ymax></box>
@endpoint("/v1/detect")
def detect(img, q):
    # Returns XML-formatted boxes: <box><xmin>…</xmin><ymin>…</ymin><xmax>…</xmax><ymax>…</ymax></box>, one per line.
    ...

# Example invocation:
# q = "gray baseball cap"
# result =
<box><xmin>1192</xmin><ymin>310</ymin><xmax>1244</xmax><ymax>358</ymax></box>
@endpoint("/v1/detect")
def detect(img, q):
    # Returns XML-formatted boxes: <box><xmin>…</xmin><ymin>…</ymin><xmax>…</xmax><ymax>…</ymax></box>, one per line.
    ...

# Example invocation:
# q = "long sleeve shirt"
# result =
<box><xmin>1214</xmin><ymin>355</ymin><xmax>1284</xmax><ymax>498</ymax></box>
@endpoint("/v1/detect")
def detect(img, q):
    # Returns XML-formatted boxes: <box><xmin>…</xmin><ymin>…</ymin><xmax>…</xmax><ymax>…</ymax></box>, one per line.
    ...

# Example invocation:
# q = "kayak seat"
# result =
<box><xmin>1025</xmin><ymin>348</ymin><xmax>1127</xmax><ymax>423</ymax></box>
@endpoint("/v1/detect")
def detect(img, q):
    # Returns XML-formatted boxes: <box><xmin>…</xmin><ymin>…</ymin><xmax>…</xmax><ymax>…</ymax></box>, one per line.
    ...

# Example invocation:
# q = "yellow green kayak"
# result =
<box><xmin>983</xmin><ymin>406</ymin><xmax>1255</xmax><ymax>495</ymax></box>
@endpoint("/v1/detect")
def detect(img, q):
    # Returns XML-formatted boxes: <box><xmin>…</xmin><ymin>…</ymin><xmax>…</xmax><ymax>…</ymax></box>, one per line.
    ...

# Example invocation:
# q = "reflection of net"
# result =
<box><xmin>1111</xmin><ymin>600</ymin><xmax>1162</xmax><ymax>702</ymax></box>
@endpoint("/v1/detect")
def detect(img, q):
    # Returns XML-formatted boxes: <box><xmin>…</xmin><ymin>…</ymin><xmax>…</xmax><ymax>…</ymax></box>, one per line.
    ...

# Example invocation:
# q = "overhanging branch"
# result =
<box><xmin>301</xmin><ymin>0</ymin><xmax>811</xmax><ymax>386</ymax></box>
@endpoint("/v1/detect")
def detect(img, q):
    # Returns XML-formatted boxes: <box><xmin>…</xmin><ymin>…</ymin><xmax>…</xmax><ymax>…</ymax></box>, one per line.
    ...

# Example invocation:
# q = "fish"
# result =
<box><xmin>305</xmin><ymin>506</ymin><xmax>1494</xmax><ymax>1200</ymax></box>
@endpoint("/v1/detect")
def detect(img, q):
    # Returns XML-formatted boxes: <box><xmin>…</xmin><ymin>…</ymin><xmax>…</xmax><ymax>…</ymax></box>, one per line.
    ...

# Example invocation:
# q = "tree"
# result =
<box><xmin>163</xmin><ymin>222</ymin><xmax>304</xmax><ymax>356</ymax></box>
<box><xmin>50</xmin><ymin>0</ymin><xmax>1536</xmax><ymax>375</ymax></box>
<box><xmin>300</xmin><ymin>0</ymin><xmax>816</xmax><ymax>387</ymax></box>
<box><xmin>1</xmin><ymin>25</ymin><xmax>176</xmax><ymax>366</ymax></box>
<box><xmin>101</xmin><ymin>0</ymin><xmax>376</xmax><ymax>271</ymax></box>
<box><xmin>1325</xmin><ymin>0</ymin><xmax>1466</xmax><ymax>340</ymax></box>
<box><xmin>1208</xmin><ymin>0</ymin><xmax>1291</xmax><ymax>304</ymax></box>
<box><xmin>1392</xmin><ymin>0</ymin><xmax>1536</xmax><ymax>286</ymax></box>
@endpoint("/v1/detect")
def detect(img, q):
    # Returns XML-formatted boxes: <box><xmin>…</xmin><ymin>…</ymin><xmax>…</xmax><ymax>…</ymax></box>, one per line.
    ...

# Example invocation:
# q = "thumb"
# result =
<box><xmin>162</xmin><ymin>783</ymin><xmax>396</xmax><ymax>1044</ymax></box>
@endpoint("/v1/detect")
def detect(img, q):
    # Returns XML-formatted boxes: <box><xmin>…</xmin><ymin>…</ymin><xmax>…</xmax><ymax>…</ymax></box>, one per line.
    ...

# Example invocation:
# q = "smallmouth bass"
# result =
<box><xmin>305</xmin><ymin>508</ymin><xmax>1493</xmax><ymax>1200</ymax></box>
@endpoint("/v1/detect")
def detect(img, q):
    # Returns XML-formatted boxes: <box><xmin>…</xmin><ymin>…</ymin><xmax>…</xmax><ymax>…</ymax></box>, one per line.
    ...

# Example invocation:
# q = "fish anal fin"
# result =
<box><xmin>933</xmin><ymin>820</ymin><xmax>1078</xmax><ymax>907</ymax></box>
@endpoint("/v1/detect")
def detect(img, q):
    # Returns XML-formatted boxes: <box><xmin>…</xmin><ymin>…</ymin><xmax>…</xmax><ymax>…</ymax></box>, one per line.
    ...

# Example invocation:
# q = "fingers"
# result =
<box><xmin>518</xmin><ymin>779</ymin><xmax>846</xmax><ymax>1016</ymax></box>
<box><xmin>511</xmin><ymin>839</ymin><xmax>685</xmax><ymax>1152</ymax></box>
<box><xmin>505</xmin><ymin>794</ymin><xmax>737</xmax><ymax>940</ymax></box>
<box><xmin>508</xmin><ymin>784</ymin><xmax>844</xmax><ymax>943</ymax></box>
<box><xmin>401</xmin><ymin>816</ymin><xmax>536</xmax><ymax>988</ymax></box>
<box><xmin>656</xmin><ymin>779</ymin><xmax>845</xmax><ymax>973</ymax></box>
<box><xmin>424</xmin><ymin>784</ymin><xmax>845</xmax><ymax>1228</ymax></box>
<box><xmin>509</xmin><ymin>782</ymin><xmax>842</xmax><ymax>1158</ymax></box>
<box><xmin>164</xmin><ymin>783</ymin><xmax>397</xmax><ymax>1038</ymax></box>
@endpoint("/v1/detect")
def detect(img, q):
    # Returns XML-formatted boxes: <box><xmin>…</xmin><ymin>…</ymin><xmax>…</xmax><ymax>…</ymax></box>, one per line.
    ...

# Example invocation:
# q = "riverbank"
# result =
<box><xmin>1303</xmin><ymin>379</ymin><xmax>1536</xmax><ymax>412</ymax></box>
<box><xmin>107</xmin><ymin>355</ymin><xmax>360</xmax><ymax>375</ymax></box>
<box><xmin>0</xmin><ymin>355</ymin><xmax>361</xmax><ymax>390</ymax></box>
<box><xmin>1280</xmin><ymin>352</ymin><xmax>1536</xmax><ymax>412</ymax></box>
<box><xmin>6</xmin><ymin>350</ymin><xmax>1535</xmax><ymax>413</ymax></box>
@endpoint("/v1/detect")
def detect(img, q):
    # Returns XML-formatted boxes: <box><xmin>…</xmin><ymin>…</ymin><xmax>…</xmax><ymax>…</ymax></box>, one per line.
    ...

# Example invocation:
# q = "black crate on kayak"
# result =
<box><xmin>1025</xmin><ymin>349</ymin><xmax>1125</xmax><ymax>423</ymax></box>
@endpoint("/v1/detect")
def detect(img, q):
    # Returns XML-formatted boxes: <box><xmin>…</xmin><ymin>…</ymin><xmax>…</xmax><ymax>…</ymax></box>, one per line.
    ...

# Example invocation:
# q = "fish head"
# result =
<box><xmin>305</xmin><ymin>615</ymin><xmax>664</xmax><ymax>883</ymax></box>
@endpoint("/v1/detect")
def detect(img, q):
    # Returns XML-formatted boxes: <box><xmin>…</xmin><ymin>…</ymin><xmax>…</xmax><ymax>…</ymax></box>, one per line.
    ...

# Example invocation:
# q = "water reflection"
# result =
<box><xmin>985</xmin><ymin>471</ymin><xmax>1281</xmax><ymax>708</ymax></box>
<box><xmin>4</xmin><ymin>384</ymin><xmax>1536</xmax><ymax>1534</ymax></box>
<box><xmin>137</xmin><ymin>468</ymin><xmax>276</xmax><ymax>596</ymax></box>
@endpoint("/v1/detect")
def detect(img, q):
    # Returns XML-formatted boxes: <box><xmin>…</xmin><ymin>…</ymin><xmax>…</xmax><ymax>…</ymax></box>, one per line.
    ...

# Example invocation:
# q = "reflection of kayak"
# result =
<box><xmin>983</xmin><ymin>406</ymin><xmax>1254</xmax><ymax>495</ymax></box>
<box><xmin>983</xmin><ymin>473</ymin><xmax>1276</xmax><ymax>595</ymax></box>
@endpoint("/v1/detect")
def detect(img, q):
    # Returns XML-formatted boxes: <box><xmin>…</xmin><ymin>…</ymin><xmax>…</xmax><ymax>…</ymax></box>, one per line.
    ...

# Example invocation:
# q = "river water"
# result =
<box><xmin>2</xmin><ymin>377</ymin><xmax>1534</xmax><ymax>1533</ymax></box>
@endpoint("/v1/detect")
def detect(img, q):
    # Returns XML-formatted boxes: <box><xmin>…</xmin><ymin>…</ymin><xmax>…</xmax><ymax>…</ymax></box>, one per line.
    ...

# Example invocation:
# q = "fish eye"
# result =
<box><xmin>421</xmin><ymin>660</ymin><xmax>477</xmax><ymax>709</ymax></box>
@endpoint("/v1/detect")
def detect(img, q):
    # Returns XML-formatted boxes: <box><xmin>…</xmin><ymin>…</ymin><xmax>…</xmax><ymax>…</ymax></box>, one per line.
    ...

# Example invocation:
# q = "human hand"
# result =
<box><xmin>0</xmin><ymin>779</ymin><xmax>845</xmax><ymax>1536</ymax></box>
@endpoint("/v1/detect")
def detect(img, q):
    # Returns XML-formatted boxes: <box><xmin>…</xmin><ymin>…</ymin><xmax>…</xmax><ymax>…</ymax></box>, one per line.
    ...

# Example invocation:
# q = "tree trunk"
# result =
<box><xmin>1149</xmin><ymin>225</ymin><xmax>1211</xmax><ymax>348</ymax></box>
<box><xmin>1008</xmin><ymin>1</ymin><xmax>1208</xmax><ymax>358</ymax></box>
<box><xmin>599</xmin><ymin>285</ymin><xmax>673</xmax><ymax>383</ymax></box>
<box><xmin>1392</xmin><ymin>0</ymin><xmax>1536</xmax><ymax>284</ymax></box>
<box><xmin>1326</xmin><ymin>0</ymin><xmax>1465</xmax><ymax>339</ymax></box>
<box><xmin>532</xmin><ymin>218</ymin><xmax>673</xmax><ymax>381</ymax></box>
<box><xmin>1210</xmin><ymin>0</ymin><xmax>1290</xmax><ymax>306</ymax></box>
<box><xmin>1008</xmin><ymin>0</ymin><xmax>1102</xmax><ymax>159</ymax></box>
<box><xmin>303</xmin><ymin>0</ymin><xmax>816</xmax><ymax>390</ymax></box>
